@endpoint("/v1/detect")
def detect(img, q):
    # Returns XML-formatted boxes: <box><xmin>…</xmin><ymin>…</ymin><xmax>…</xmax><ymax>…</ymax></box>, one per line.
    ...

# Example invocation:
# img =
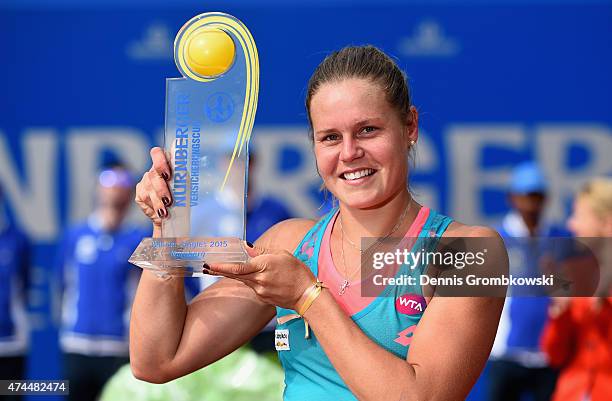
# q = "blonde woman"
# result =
<box><xmin>542</xmin><ymin>178</ymin><xmax>612</xmax><ymax>401</ymax></box>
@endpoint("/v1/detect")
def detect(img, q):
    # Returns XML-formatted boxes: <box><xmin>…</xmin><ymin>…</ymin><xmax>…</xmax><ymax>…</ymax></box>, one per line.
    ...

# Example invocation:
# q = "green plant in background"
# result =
<box><xmin>100</xmin><ymin>347</ymin><xmax>284</xmax><ymax>401</ymax></box>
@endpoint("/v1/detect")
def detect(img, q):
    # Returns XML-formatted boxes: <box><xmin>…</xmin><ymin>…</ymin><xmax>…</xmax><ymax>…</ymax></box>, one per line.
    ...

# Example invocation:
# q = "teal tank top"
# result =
<box><xmin>275</xmin><ymin>207</ymin><xmax>454</xmax><ymax>400</ymax></box>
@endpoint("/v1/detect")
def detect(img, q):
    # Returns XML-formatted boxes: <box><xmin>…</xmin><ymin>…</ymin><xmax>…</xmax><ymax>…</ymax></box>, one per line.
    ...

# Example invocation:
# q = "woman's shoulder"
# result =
<box><xmin>442</xmin><ymin>219</ymin><xmax>508</xmax><ymax>280</ymax></box>
<box><xmin>255</xmin><ymin>218</ymin><xmax>317</xmax><ymax>253</ymax></box>
<box><xmin>443</xmin><ymin>219</ymin><xmax>501</xmax><ymax>239</ymax></box>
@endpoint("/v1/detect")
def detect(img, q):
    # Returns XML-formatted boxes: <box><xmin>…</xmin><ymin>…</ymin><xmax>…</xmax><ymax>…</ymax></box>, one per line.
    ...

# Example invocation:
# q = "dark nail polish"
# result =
<box><xmin>161</xmin><ymin>172</ymin><xmax>169</xmax><ymax>181</ymax></box>
<box><xmin>157</xmin><ymin>208</ymin><xmax>165</xmax><ymax>218</ymax></box>
<box><xmin>203</xmin><ymin>263</ymin><xmax>210</xmax><ymax>270</ymax></box>
<box><xmin>246</xmin><ymin>241</ymin><xmax>254</xmax><ymax>248</ymax></box>
<box><xmin>162</xmin><ymin>196</ymin><xmax>171</xmax><ymax>207</ymax></box>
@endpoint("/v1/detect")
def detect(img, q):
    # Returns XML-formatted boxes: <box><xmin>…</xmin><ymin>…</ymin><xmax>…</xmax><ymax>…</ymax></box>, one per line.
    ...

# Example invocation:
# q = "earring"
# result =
<box><xmin>410</xmin><ymin>140</ymin><xmax>416</xmax><ymax>146</ymax></box>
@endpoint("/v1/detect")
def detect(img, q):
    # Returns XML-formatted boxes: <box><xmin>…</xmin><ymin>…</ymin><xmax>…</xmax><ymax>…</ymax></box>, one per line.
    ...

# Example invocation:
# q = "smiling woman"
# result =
<box><xmin>129</xmin><ymin>45</ymin><xmax>507</xmax><ymax>401</ymax></box>
<box><xmin>310</xmin><ymin>77</ymin><xmax>414</xmax><ymax>210</ymax></box>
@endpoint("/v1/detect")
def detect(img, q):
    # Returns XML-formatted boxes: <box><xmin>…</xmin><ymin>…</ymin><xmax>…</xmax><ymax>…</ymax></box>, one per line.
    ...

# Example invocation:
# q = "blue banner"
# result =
<box><xmin>0</xmin><ymin>1</ymin><xmax>610</xmax><ymax>398</ymax></box>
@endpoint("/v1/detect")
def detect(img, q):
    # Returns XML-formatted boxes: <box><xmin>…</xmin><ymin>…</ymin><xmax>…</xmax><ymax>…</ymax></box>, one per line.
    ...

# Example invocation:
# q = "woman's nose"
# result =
<box><xmin>340</xmin><ymin>136</ymin><xmax>363</xmax><ymax>162</ymax></box>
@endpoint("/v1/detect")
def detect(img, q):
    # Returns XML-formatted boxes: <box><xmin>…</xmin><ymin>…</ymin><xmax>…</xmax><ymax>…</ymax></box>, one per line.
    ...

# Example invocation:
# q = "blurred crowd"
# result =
<box><xmin>0</xmin><ymin>159</ymin><xmax>610</xmax><ymax>401</ymax></box>
<box><xmin>488</xmin><ymin>162</ymin><xmax>612</xmax><ymax>401</ymax></box>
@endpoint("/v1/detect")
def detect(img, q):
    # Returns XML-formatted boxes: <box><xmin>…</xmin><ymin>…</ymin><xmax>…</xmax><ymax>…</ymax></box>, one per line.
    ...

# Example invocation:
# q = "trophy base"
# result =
<box><xmin>129</xmin><ymin>237</ymin><xmax>249</xmax><ymax>277</ymax></box>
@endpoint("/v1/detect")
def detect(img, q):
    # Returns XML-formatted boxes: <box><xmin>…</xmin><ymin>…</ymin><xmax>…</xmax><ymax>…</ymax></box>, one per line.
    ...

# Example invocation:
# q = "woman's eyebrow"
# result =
<box><xmin>314</xmin><ymin>127</ymin><xmax>339</xmax><ymax>136</ymax></box>
<box><xmin>314</xmin><ymin>117</ymin><xmax>385</xmax><ymax>136</ymax></box>
<box><xmin>351</xmin><ymin>117</ymin><xmax>384</xmax><ymax>127</ymax></box>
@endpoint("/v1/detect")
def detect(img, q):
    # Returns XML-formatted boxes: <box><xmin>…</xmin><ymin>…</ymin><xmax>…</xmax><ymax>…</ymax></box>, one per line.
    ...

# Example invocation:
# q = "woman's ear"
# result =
<box><xmin>405</xmin><ymin>105</ymin><xmax>419</xmax><ymax>149</ymax></box>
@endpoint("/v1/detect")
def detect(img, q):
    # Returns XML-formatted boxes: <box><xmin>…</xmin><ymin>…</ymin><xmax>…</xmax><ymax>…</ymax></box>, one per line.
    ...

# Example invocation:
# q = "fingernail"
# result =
<box><xmin>162</xmin><ymin>196</ymin><xmax>171</xmax><ymax>207</ymax></box>
<box><xmin>203</xmin><ymin>265</ymin><xmax>215</xmax><ymax>275</ymax></box>
<box><xmin>157</xmin><ymin>208</ymin><xmax>165</xmax><ymax>218</ymax></box>
<box><xmin>246</xmin><ymin>241</ymin><xmax>254</xmax><ymax>248</ymax></box>
<box><xmin>161</xmin><ymin>172</ymin><xmax>169</xmax><ymax>181</ymax></box>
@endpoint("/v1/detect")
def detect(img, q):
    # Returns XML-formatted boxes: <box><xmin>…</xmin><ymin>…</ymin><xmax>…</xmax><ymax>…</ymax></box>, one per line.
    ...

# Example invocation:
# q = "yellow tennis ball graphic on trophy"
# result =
<box><xmin>184</xmin><ymin>28</ymin><xmax>235</xmax><ymax>77</ymax></box>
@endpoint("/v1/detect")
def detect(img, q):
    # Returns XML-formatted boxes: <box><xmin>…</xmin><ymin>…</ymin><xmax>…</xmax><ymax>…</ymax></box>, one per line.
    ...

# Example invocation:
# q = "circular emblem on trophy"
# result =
<box><xmin>206</xmin><ymin>92</ymin><xmax>235</xmax><ymax>123</ymax></box>
<box><xmin>176</xmin><ymin>25</ymin><xmax>236</xmax><ymax>81</ymax></box>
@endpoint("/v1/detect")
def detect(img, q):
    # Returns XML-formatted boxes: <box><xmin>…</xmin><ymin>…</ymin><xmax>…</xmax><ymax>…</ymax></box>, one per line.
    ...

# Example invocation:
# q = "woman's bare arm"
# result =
<box><xmin>129</xmin><ymin>218</ymin><xmax>315</xmax><ymax>383</ymax></box>
<box><xmin>129</xmin><ymin>273</ymin><xmax>273</xmax><ymax>383</ymax></box>
<box><xmin>130</xmin><ymin>147</ymin><xmax>311</xmax><ymax>383</ymax></box>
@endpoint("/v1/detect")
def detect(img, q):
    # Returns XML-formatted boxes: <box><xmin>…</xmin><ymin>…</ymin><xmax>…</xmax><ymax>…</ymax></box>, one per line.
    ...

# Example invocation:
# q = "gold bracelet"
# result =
<box><xmin>297</xmin><ymin>280</ymin><xmax>325</xmax><ymax>316</ymax></box>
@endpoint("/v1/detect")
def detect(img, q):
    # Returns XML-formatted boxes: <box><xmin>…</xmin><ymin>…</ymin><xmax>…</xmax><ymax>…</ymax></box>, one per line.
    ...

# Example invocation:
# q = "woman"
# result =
<box><xmin>130</xmin><ymin>46</ymin><xmax>505</xmax><ymax>400</ymax></box>
<box><xmin>541</xmin><ymin>178</ymin><xmax>612</xmax><ymax>401</ymax></box>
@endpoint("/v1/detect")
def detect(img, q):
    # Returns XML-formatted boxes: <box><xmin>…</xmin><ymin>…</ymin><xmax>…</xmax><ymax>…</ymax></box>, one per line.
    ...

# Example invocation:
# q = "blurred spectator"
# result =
<box><xmin>488</xmin><ymin>162</ymin><xmax>567</xmax><ymax>401</ymax></box>
<box><xmin>54</xmin><ymin>165</ymin><xmax>146</xmax><ymax>401</ymax></box>
<box><xmin>0</xmin><ymin>185</ymin><xmax>30</xmax><ymax>401</ymax></box>
<box><xmin>246</xmin><ymin>150</ymin><xmax>292</xmax><ymax>244</ymax></box>
<box><xmin>196</xmin><ymin>149</ymin><xmax>292</xmax><ymax>354</ymax></box>
<box><xmin>246</xmin><ymin>150</ymin><xmax>293</xmax><ymax>355</ymax></box>
<box><xmin>541</xmin><ymin>177</ymin><xmax>612</xmax><ymax>401</ymax></box>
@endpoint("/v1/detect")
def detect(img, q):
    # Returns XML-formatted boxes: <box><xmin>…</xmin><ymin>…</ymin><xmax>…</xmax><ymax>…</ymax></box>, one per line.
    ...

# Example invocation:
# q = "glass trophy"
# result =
<box><xmin>130</xmin><ymin>12</ymin><xmax>259</xmax><ymax>277</ymax></box>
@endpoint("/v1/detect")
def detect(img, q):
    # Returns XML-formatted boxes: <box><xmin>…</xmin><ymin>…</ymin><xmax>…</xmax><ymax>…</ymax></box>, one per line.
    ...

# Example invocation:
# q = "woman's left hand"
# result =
<box><xmin>205</xmin><ymin>244</ymin><xmax>316</xmax><ymax>310</ymax></box>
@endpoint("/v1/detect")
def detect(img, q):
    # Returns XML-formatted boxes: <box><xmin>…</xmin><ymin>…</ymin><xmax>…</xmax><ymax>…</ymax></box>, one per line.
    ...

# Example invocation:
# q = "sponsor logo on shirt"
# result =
<box><xmin>275</xmin><ymin>329</ymin><xmax>290</xmax><ymax>351</ymax></box>
<box><xmin>394</xmin><ymin>325</ymin><xmax>417</xmax><ymax>347</ymax></box>
<box><xmin>395</xmin><ymin>293</ymin><xmax>426</xmax><ymax>315</ymax></box>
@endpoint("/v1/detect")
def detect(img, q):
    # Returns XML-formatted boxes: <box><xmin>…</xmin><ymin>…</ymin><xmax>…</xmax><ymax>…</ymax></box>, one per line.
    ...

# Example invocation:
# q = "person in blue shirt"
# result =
<box><xmin>55</xmin><ymin>166</ymin><xmax>146</xmax><ymax>401</ymax></box>
<box><xmin>195</xmin><ymin>148</ymin><xmax>293</xmax><ymax>353</ymax></box>
<box><xmin>0</xmin><ymin>185</ymin><xmax>30</xmax><ymax>401</ymax></box>
<box><xmin>246</xmin><ymin>150</ymin><xmax>293</xmax><ymax>354</ymax></box>
<box><xmin>488</xmin><ymin>162</ymin><xmax>568</xmax><ymax>401</ymax></box>
<box><xmin>246</xmin><ymin>150</ymin><xmax>293</xmax><ymax>245</ymax></box>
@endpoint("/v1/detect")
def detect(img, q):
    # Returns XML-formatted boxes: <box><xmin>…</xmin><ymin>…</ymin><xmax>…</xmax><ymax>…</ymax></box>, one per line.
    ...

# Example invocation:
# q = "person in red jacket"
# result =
<box><xmin>541</xmin><ymin>178</ymin><xmax>612</xmax><ymax>401</ymax></box>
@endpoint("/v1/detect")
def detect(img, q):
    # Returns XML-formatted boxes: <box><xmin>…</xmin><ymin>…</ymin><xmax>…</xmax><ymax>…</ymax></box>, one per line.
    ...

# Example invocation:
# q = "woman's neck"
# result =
<box><xmin>337</xmin><ymin>189</ymin><xmax>417</xmax><ymax>241</ymax></box>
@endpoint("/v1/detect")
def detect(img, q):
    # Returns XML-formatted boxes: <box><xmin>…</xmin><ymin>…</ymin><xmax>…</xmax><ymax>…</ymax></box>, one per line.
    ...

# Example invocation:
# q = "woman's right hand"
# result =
<box><xmin>135</xmin><ymin>147</ymin><xmax>173</xmax><ymax>229</ymax></box>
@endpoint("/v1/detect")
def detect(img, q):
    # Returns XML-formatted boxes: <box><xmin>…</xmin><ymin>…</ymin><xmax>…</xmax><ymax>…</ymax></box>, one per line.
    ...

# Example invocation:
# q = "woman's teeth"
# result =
<box><xmin>343</xmin><ymin>169</ymin><xmax>374</xmax><ymax>180</ymax></box>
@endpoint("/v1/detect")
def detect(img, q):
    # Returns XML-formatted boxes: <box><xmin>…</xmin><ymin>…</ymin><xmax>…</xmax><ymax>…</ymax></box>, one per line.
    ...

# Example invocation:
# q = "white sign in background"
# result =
<box><xmin>0</xmin><ymin>124</ymin><xmax>610</xmax><ymax>241</ymax></box>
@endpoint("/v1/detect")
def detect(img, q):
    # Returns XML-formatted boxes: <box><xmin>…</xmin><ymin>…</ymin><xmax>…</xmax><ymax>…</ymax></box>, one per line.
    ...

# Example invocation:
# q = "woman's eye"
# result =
<box><xmin>361</xmin><ymin>126</ymin><xmax>378</xmax><ymax>134</ymax></box>
<box><xmin>322</xmin><ymin>134</ymin><xmax>340</xmax><ymax>142</ymax></box>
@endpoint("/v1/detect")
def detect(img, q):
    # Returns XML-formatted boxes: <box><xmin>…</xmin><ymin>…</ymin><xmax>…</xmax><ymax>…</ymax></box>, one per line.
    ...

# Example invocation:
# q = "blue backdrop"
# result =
<box><xmin>1</xmin><ymin>0</ymin><xmax>611</xmax><ymax>399</ymax></box>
